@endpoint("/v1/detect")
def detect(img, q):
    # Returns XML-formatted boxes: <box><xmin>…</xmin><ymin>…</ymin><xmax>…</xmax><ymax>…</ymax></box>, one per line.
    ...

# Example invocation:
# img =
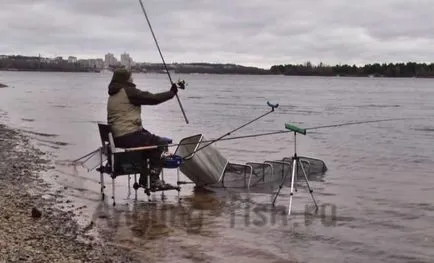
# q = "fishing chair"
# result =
<box><xmin>96</xmin><ymin>123</ymin><xmax>181</xmax><ymax>206</ymax></box>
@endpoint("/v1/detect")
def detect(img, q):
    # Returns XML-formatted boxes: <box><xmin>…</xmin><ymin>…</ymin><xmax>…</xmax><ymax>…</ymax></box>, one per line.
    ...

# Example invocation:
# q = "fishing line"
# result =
<box><xmin>137</xmin><ymin>0</ymin><xmax>189</xmax><ymax>124</ymax></box>
<box><xmin>188</xmin><ymin>101</ymin><xmax>279</xmax><ymax>156</ymax></box>
<box><xmin>305</xmin><ymin>117</ymin><xmax>417</xmax><ymax>130</ymax></box>
<box><xmin>71</xmin><ymin>116</ymin><xmax>422</xmax><ymax>164</ymax></box>
<box><xmin>129</xmin><ymin>117</ymin><xmax>422</xmax><ymax>151</ymax></box>
<box><xmin>189</xmin><ymin>117</ymin><xmax>420</xmax><ymax>144</ymax></box>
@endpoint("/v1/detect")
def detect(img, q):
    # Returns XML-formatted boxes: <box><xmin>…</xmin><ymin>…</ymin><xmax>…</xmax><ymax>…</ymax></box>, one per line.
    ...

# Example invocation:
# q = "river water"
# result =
<box><xmin>0</xmin><ymin>71</ymin><xmax>433</xmax><ymax>263</ymax></box>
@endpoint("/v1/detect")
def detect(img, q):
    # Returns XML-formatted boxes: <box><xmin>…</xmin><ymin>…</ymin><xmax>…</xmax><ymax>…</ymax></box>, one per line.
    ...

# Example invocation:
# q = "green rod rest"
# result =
<box><xmin>285</xmin><ymin>123</ymin><xmax>307</xmax><ymax>135</ymax></box>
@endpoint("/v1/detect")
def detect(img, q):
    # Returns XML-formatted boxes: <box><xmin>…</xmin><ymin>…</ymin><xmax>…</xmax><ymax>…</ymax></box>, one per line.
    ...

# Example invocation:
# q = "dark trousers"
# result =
<box><xmin>113</xmin><ymin>128</ymin><xmax>171</xmax><ymax>178</ymax></box>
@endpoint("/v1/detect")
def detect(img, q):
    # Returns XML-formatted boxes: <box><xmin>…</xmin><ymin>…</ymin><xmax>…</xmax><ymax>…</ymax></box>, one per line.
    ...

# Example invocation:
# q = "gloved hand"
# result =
<box><xmin>170</xmin><ymin>83</ymin><xmax>178</xmax><ymax>94</ymax></box>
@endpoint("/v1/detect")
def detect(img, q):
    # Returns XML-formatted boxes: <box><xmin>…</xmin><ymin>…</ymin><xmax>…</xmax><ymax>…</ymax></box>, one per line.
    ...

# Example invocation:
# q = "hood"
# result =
<box><xmin>108</xmin><ymin>68</ymin><xmax>134</xmax><ymax>95</ymax></box>
<box><xmin>108</xmin><ymin>82</ymin><xmax>123</xmax><ymax>95</ymax></box>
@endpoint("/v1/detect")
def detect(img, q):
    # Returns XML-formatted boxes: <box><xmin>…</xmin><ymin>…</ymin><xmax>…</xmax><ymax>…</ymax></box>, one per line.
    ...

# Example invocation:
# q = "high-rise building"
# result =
<box><xmin>67</xmin><ymin>56</ymin><xmax>77</xmax><ymax>63</ymax></box>
<box><xmin>95</xmin><ymin>58</ymin><xmax>104</xmax><ymax>69</ymax></box>
<box><xmin>104</xmin><ymin>53</ymin><xmax>118</xmax><ymax>67</ymax></box>
<box><xmin>120</xmin><ymin>52</ymin><xmax>134</xmax><ymax>69</ymax></box>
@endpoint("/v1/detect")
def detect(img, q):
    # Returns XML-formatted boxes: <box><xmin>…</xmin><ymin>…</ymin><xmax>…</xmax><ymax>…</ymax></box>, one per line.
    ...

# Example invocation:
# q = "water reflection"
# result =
<box><xmin>91</xmin><ymin>188</ymin><xmax>228</xmax><ymax>244</ymax></box>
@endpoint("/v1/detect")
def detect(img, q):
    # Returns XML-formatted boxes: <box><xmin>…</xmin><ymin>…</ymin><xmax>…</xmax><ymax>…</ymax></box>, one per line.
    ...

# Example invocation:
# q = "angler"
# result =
<box><xmin>106</xmin><ymin>68</ymin><xmax>183</xmax><ymax>190</ymax></box>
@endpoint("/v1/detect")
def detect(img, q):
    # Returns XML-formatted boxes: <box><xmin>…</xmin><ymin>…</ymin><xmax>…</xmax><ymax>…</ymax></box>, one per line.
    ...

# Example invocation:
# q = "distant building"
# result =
<box><xmin>68</xmin><ymin>56</ymin><xmax>77</xmax><ymax>63</ymax></box>
<box><xmin>120</xmin><ymin>52</ymin><xmax>134</xmax><ymax>69</ymax></box>
<box><xmin>77</xmin><ymin>59</ymin><xmax>89</xmax><ymax>67</ymax></box>
<box><xmin>53</xmin><ymin>56</ymin><xmax>64</xmax><ymax>64</ymax></box>
<box><xmin>95</xmin><ymin>58</ymin><xmax>104</xmax><ymax>69</ymax></box>
<box><xmin>88</xmin><ymin>59</ymin><xmax>96</xmax><ymax>68</ymax></box>
<box><xmin>104</xmin><ymin>53</ymin><xmax>118</xmax><ymax>67</ymax></box>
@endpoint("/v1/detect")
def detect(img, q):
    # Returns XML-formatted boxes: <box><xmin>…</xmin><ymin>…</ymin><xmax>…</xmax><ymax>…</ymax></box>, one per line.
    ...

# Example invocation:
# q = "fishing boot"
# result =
<box><xmin>149</xmin><ymin>167</ymin><xmax>177</xmax><ymax>191</ymax></box>
<box><xmin>149</xmin><ymin>167</ymin><xmax>163</xmax><ymax>190</ymax></box>
<box><xmin>138</xmin><ymin>171</ymin><xmax>167</xmax><ymax>190</ymax></box>
<box><xmin>138</xmin><ymin>172</ymin><xmax>149</xmax><ymax>188</ymax></box>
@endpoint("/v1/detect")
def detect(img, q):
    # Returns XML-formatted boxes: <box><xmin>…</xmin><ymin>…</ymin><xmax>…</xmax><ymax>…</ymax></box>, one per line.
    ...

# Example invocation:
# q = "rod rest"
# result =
<box><xmin>285</xmin><ymin>123</ymin><xmax>307</xmax><ymax>135</ymax></box>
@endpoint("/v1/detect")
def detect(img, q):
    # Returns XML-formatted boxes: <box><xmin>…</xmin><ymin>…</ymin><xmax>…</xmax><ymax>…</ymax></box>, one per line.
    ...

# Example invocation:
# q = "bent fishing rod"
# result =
<box><xmin>118</xmin><ymin>117</ymin><xmax>418</xmax><ymax>152</ymax></box>
<box><xmin>72</xmin><ymin>101</ymin><xmax>278</xmax><ymax>163</ymax></box>
<box><xmin>72</xmin><ymin>116</ymin><xmax>420</xmax><ymax>164</ymax></box>
<box><xmin>138</xmin><ymin>0</ymin><xmax>189</xmax><ymax>124</ymax></box>
<box><xmin>187</xmin><ymin>101</ymin><xmax>279</xmax><ymax>157</ymax></box>
<box><xmin>122</xmin><ymin>101</ymin><xmax>279</xmax><ymax>159</ymax></box>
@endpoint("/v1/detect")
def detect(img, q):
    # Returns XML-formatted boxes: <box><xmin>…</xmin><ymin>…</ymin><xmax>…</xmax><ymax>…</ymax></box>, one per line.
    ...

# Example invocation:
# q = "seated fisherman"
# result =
<box><xmin>106</xmin><ymin>68</ymin><xmax>178</xmax><ymax>189</ymax></box>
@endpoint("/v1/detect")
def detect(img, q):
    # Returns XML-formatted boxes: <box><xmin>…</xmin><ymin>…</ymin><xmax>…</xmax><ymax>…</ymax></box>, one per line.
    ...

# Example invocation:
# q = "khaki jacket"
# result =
<box><xmin>107</xmin><ymin>81</ymin><xmax>175</xmax><ymax>138</ymax></box>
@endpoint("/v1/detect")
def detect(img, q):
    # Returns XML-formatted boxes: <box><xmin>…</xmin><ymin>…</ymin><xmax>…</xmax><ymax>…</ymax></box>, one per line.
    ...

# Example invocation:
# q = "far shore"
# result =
<box><xmin>1</xmin><ymin>71</ymin><xmax>434</xmax><ymax>79</ymax></box>
<box><xmin>0</xmin><ymin>82</ymin><xmax>8</xmax><ymax>88</ymax></box>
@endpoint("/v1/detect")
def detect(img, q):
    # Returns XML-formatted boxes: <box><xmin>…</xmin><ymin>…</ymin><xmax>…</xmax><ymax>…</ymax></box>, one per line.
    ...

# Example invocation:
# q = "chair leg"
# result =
<box><xmin>99</xmin><ymin>148</ymin><xmax>105</xmax><ymax>200</ymax></box>
<box><xmin>128</xmin><ymin>174</ymin><xmax>131</xmax><ymax>198</ymax></box>
<box><xmin>177</xmin><ymin>168</ymin><xmax>181</xmax><ymax>202</ymax></box>
<box><xmin>100</xmin><ymin>171</ymin><xmax>105</xmax><ymax>201</ymax></box>
<box><xmin>134</xmin><ymin>174</ymin><xmax>138</xmax><ymax>200</ymax></box>
<box><xmin>177</xmin><ymin>168</ymin><xmax>179</xmax><ymax>185</ymax></box>
<box><xmin>112</xmin><ymin>177</ymin><xmax>116</xmax><ymax>206</ymax></box>
<box><xmin>146</xmin><ymin>173</ymin><xmax>151</xmax><ymax>201</ymax></box>
<box><xmin>160</xmin><ymin>169</ymin><xmax>166</xmax><ymax>201</ymax></box>
<box><xmin>144</xmin><ymin>159</ymin><xmax>151</xmax><ymax>199</ymax></box>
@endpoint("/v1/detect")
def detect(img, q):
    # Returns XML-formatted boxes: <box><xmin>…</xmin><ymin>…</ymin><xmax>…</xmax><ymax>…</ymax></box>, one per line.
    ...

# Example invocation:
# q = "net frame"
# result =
<box><xmin>245</xmin><ymin>162</ymin><xmax>273</xmax><ymax>188</ymax></box>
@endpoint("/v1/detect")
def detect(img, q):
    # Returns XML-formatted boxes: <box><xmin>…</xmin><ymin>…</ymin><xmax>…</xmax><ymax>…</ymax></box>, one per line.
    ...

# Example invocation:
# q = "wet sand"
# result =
<box><xmin>0</xmin><ymin>123</ymin><xmax>140</xmax><ymax>263</ymax></box>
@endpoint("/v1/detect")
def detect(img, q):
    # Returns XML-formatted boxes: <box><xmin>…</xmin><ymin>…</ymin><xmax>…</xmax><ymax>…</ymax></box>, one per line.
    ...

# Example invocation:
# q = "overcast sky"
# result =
<box><xmin>1</xmin><ymin>0</ymin><xmax>433</xmax><ymax>69</ymax></box>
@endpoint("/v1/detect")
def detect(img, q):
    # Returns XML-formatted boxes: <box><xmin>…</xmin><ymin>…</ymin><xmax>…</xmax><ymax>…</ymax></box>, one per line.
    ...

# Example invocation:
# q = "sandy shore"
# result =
<box><xmin>0</xmin><ymin>123</ymin><xmax>140</xmax><ymax>263</ymax></box>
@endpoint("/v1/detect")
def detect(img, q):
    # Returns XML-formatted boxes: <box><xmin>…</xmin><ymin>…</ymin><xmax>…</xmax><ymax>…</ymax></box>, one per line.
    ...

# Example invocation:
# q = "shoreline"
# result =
<box><xmin>2</xmin><ymin>70</ymin><xmax>434</xmax><ymax>78</ymax></box>
<box><xmin>0</xmin><ymin>123</ymin><xmax>140</xmax><ymax>263</ymax></box>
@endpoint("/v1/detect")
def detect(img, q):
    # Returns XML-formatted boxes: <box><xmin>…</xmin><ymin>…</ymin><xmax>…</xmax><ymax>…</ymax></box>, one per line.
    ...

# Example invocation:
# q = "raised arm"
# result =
<box><xmin>124</xmin><ymin>84</ymin><xmax>177</xmax><ymax>106</ymax></box>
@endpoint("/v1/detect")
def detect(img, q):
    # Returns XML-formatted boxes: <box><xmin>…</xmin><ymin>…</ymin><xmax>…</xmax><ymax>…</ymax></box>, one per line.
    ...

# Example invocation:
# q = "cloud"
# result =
<box><xmin>1</xmin><ymin>0</ymin><xmax>433</xmax><ymax>68</ymax></box>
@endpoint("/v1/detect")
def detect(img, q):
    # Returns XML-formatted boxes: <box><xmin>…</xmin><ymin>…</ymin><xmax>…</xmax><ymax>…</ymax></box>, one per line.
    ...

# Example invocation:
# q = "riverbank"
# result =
<box><xmin>0</xmin><ymin>123</ymin><xmax>140</xmax><ymax>263</ymax></box>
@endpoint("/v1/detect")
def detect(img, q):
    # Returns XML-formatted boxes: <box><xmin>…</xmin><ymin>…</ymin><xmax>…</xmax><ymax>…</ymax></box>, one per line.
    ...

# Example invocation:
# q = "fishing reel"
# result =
<box><xmin>175</xmin><ymin>79</ymin><xmax>187</xmax><ymax>90</ymax></box>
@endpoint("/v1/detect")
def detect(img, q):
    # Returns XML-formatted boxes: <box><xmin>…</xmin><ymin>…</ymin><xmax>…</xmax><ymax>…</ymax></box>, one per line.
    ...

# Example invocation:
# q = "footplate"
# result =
<box><xmin>145</xmin><ymin>185</ymin><xmax>181</xmax><ymax>195</ymax></box>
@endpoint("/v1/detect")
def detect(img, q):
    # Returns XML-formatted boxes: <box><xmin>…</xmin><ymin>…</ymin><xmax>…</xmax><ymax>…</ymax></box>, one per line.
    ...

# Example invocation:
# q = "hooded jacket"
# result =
<box><xmin>107</xmin><ymin>69</ymin><xmax>175</xmax><ymax>138</ymax></box>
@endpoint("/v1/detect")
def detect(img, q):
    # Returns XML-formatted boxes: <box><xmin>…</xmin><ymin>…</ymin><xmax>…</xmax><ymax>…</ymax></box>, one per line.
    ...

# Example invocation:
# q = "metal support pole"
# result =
<box><xmin>288</xmin><ymin>157</ymin><xmax>297</xmax><ymax>216</ymax></box>
<box><xmin>99</xmin><ymin>147</ymin><xmax>105</xmax><ymax>200</ymax></box>
<box><xmin>299</xmin><ymin>160</ymin><xmax>319</xmax><ymax>210</ymax></box>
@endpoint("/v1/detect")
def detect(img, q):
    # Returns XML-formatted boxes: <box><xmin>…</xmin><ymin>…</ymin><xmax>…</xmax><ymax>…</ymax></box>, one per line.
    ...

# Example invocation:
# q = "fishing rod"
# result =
<box><xmin>117</xmin><ymin>130</ymin><xmax>286</xmax><ymax>153</ymax></box>
<box><xmin>138</xmin><ymin>0</ymin><xmax>189</xmax><ymax>124</ymax></box>
<box><xmin>72</xmin><ymin>101</ymin><xmax>278</xmax><ymax>163</ymax></box>
<box><xmin>121</xmin><ymin>117</ymin><xmax>418</xmax><ymax>152</ymax></box>
<box><xmin>183</xmin><ymin>101</ymin><xmax>279</xmax><ymax>158</ymax></box>
<box><xmin>72</xmin><ymin>116</ymin><xmax>420</xmax><ymax>164</ymax></box>
<box><xmin>304</xmin><ymin>117</ymin><xmax>417</xmax><ymax>131</ymax></box>
<box><xmin>191</xmin><ymin>117</ymin><xmax>419</xmax><ymax>142</ymax></box>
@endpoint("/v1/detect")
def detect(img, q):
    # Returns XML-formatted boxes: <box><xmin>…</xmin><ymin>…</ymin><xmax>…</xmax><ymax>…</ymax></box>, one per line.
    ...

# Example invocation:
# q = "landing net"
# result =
<box><xmin>213</xmin><ymin>156</ymin><xmax>327</xmax><ymax>192</ymax></box>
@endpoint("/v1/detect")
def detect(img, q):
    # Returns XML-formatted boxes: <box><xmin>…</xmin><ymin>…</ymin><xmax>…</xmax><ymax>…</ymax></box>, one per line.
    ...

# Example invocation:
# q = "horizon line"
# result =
<box><xmin>1</xmin><ymin>53</ymin><xmax>434</xmax><ymax>70</ymax></box>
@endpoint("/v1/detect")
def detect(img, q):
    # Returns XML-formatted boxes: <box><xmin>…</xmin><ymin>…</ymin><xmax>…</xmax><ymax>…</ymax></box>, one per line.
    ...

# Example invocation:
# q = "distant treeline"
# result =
<box><xmin>0</xmin><ymin>55</ymin><xmax>99</xmax><ymax>72</ymax></box>
<box><xmin>173</xmin><ymin>63</ymin><xmax>271</xmax><ymax>75</ymax></box>
<box><xmin>270</xmin><ymin>62</ymin><xmax>434</xmax><ymax>77</ymax></box>
<box><xmin>2</xmin><ymin>55</ymin><xmax>434</xmax><ymax>77</ymax></box>
<box><xmin>114</xmin><ymin>62</ymin><xmax>271</xmax><ymax>75</ymax></box>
